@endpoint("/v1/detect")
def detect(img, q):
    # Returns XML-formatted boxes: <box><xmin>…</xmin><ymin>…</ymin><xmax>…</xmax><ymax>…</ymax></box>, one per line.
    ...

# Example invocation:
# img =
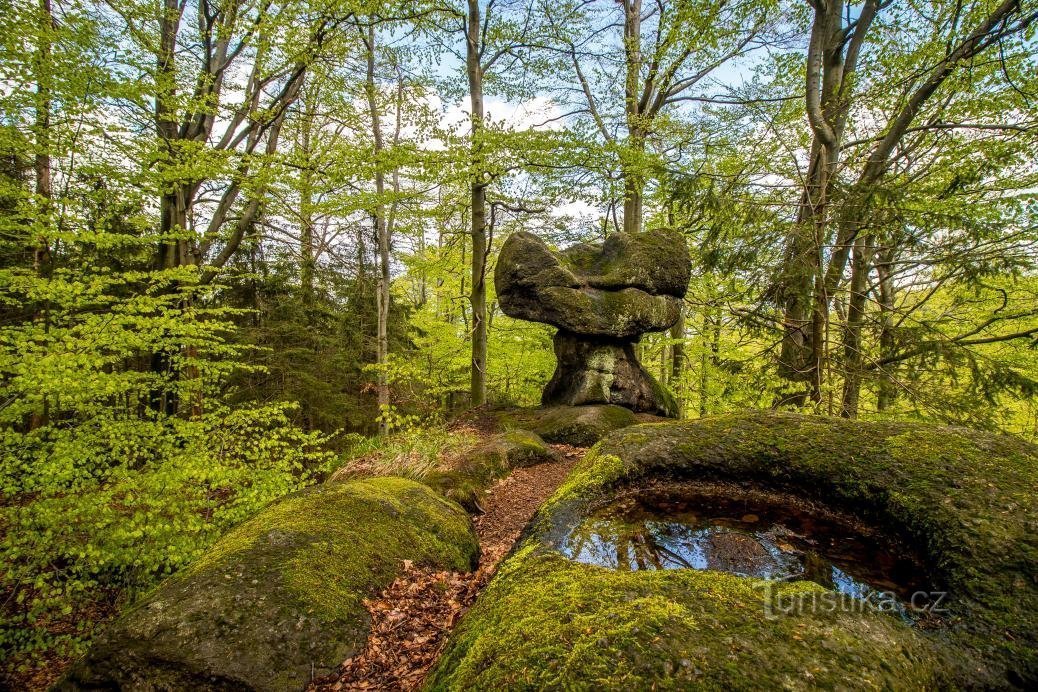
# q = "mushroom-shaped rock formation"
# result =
<box><xmin>495</xmin><ymin>228</ymin><xmax>691</xmax><ymax>417</ymax></box>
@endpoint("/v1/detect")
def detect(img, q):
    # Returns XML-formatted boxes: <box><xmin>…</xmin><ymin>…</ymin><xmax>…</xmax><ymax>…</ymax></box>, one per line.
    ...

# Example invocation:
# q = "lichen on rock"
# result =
<box><xmin>59</xmin><ymin>477</ymin><xmax>479</xmax><ymax>692</ymax></box>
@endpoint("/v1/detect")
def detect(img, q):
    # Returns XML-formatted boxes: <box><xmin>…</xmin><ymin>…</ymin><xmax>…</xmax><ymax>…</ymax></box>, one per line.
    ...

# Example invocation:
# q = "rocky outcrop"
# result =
<box><xmin>60</xmin><ymin>478</ymin><xmax>478</xmax><ymax>692</ymax></box>
<box><xmin>428</xmin><ymin>413</ymin><xmax>1038</xmax><ymax>689</ymax></box>
<box><xmin>497</xmin><ymin>404</ymin><xmax>645</xmax><ymax>447</ymax></box>
<box><xmin>543</xmin><ymin>333</ymin><xmax>678</xmax><ymax>416</ymax></box>
<box><xmin>495</xmin><ymin>229</ymin><xmax>690</xmax><ymax>417</ymax></box>
<box><xmin>422</xmin><ymin>430</ymin><xmax>558</xmax><ymax>511</ymax></box>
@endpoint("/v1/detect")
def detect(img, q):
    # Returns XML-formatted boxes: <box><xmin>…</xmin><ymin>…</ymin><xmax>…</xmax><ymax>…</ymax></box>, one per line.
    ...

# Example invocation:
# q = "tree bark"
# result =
<box><xmin>298</xmin><ymin>93</ymin><xmax>316</xmax><ymax>304</ymax></box>
<box><xmin>365</xmin><ymin>26</ymin><xmax>392</xmax><ymax>432</ymax></box>
<box><xmin>29</xmin><ymin>0</ymin><xmax>54</xmax><ymax>430</ymax></box>
<box><xmin>669</xmin><ymin>306</ymin><xmax>684</xmax><ymax>417</ymax></box>
<box><xmin>840</xmin><ymin>234</ymin><xmax>873</xmax><ymax>417</ymax></box>
<box><xmin>875</xmin><ymin>246</ymin><xmax>897</xmax><ymax>411</ymax></box>
<box><xmin>776</xmin><ymin>0</ymin><xmax>880</xmax><ymax>396</ymax></box>
<box><xmin>622</xmin><ymin>0</ymin><xmax>643</xmax><ymax>235</ymax></box>
<box><xmin>466</xmin><ymin>0</ymin><xmax>487</xmax><ymax>407</ymax></box>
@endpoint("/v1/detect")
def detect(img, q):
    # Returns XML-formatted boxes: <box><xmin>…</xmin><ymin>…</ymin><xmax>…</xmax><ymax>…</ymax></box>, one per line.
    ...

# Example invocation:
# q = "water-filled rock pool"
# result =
<box><xmin>558</xmin><ymin>482</ymin><xmax>939</xmax><ymax>617</ymax></box>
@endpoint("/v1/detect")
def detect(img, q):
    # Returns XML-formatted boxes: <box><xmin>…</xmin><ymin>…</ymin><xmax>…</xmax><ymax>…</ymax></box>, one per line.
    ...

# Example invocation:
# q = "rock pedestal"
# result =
<box><xmin>544</xmin><ymin>332</ymin><xmax>678</xmax><ymax>416</ymax></box>
<box><xmin>495</xmin><ymin>228</ymin><xmax>690</xmax><ymax>417</ymax></box>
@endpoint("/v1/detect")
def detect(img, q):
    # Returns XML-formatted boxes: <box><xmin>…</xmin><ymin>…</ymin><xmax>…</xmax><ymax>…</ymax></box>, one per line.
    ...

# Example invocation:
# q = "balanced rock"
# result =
<box><xmin>496</xmin><ymin>229</ymin><xmax>690</xmax><ymax>417</ymax></box>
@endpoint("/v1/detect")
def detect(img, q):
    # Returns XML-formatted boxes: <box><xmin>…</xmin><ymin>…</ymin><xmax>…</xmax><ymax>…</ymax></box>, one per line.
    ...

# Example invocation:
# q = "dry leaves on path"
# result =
<box><xmin>313</xmin><ymin>445</ymin><xmax>581</xmax><ymax>691</ymax></box>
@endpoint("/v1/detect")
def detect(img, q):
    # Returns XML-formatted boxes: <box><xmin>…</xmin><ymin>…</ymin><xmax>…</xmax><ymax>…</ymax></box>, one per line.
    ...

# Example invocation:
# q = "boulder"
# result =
<box><xmin>496</xmin><ymin>230</ymin><xmax>688</xmax><ymax>338</ymax></box>
<box><xmin>422</xmin><ymin>430</ymin><xmax>557</xmax><ymax>511</ymax></box>
<box><xmin>495</xmin><ymin>229</ymin><xmax>690</xmax><ymax>417</ymax></box>
<box><xmin>428</xmin><ymin>413</ymin><xmax>1038</xmax><ymax>689</ymax></box>
<box><xmin>500</xmin><ymin>404</ymin><xmax>642</xmax><ymax>447</ymax></box>
<box><xmin>60</xmin><ymin>477</ymin><xmax>478</xmax><ymax>692</ymax></box>
<box><xmin>498</xmin><ymin>429</ymin><xmax>557</xmax><ymax>467</ymax></box>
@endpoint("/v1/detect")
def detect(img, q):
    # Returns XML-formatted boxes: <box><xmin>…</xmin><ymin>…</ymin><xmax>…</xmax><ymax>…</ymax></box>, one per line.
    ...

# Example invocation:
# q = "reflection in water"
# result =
<box><xmin>559</xmin><ymin>488</ymin><xmax>933</xmax><ymax>612</ymax></box>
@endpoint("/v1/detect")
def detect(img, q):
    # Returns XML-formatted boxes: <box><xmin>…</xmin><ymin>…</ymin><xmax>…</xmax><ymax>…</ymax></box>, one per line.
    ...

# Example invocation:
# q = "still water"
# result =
<box><xmin>559</xmin><ymin>486</ymin><xmax>936</xmax><ymax>611</ymax></box>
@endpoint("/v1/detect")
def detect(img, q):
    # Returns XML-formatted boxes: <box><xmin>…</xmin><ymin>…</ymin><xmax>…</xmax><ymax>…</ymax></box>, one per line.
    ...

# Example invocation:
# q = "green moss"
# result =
<box><xmin>538</xmin><ymin>286</ymin><xmax>680</xmax><ymax>337</ymax></box>
<box><xmin>500</xmin><ymin>429</ymin><xmax>557</xmax><ymax>468</ymax></box>
<box><xmin>428</xmin><ymin>552</ymin><xmax>939</xmax><ymax>690</ymax></box>
<box><xmin>63</xmin><ymin>478</ymin><xmax>479</xmax><ymax>691</ymax></box>
<box><xmin>514</xmin><ymin>405</ymin><xmax>639</xmax><ymax>446</ymax></box>
<box><xmin>430</xmin><ymin>413</ymin><xmax>1038</xmax><ymax>688</ymax></box>
<box><xmin>420</xmin><ymin>430</ymin><xmax>557</xmax><ymax>509</ymax></box>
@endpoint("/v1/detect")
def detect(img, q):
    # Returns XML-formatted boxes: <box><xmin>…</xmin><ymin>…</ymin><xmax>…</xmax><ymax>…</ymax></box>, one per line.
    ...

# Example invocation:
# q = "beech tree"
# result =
<box><xmin>774</xmin><ymin>0</ymin><xmax>1038</xmax><ymax>406</ymax></box>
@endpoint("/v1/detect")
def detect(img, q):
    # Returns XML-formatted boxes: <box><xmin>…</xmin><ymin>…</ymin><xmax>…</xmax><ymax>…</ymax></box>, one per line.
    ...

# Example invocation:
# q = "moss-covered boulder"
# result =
<box><xmin>429</xmin><ymin>413</ymin><xmax>1038</xmax><ymax>689</ymax></box>
<box><xmin>494</xmin><ymin>230</ymin><xmax>689</xmax><ymax>416</ymax></box>
<box><xmin>61</xmin><ymin>477</ymin><xmax>478</xmax><ymax>692</ymax></box>
<box><xmin>500</xmin><ymin>405</ymin><xmax>647</xmax><ymax>447</ymax></box>
<box><xmin>495</xmin><ymin>230</ymin><xmax>689</xmax><ymax>337</ymax></box>
<box><xmin>499</xmin><ymin>429</ymin><xmax>557</xmax><ymax>467</ymax></box>
<box><xmin>422</xmin><ymin>430</ymin><xmax>557</xmax><ymax>511</ymax></box>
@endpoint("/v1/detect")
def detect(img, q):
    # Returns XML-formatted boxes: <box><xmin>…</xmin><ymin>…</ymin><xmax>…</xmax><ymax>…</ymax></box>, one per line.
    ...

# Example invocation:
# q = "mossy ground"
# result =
<box><xmin>428</xmin><ymin>551</ymin><xmax>939</xmax><ymax>691</ymax></box>
<box><xmin>429</xmin><ymin>412</ymin><xmax>1038</xmax><ymax>689</ymax></box>
<box><xmin>330</xmin><ymin>421</ymin><xmax>556</xmax><ymax>511</ymax></box>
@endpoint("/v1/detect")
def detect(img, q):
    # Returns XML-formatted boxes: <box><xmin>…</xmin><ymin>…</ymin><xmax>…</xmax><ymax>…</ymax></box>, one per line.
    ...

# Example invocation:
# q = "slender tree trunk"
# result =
<box><xmin>840</xmin><ymin>235</ymin><xmax>873</xmax><ymax>417</ymax></box>
<box><xmin>669</xmin><ymin>307</ymin><xmax>684</xmax><ymax>417</ymax></box>
<box><xmin>622</xmin><ymin>0</ymin><xmax>644</xmax><ymax>235</ymax></box>
<box><xmin>33</xmin><ymin>0</ymin><xmax>52</xmax><ymax>276</ymax></box>
<box><xmin>365</xmin><ymin>26</ymin><xmax>391</xmax><ymax>432</ymax></box>
<box><xmin>876</xmin><ymin>246</ymin><xmax>897</xmax><ymax>411</ymax></box>
<box><xmin>149</xmin><ymin>0</ymin><xmax>185</xmax><ymax>417</ymax></box>
<box><xmin>698</xmin><ymin>307</ymin><xmax>720</xmax><ymax>417</ymax></box>
<box><xmin>298</xmin><ymin>98</ymin><xmax>316</xmax><ymax>304</ymax></box>
<box><xmin>29</xmin><ymin>0</ymin><xmax>54</xmax><ymax>430</ymax></box>
<box><xmin>466</xmin><ymin>0</ymin><xmax>487</xmax><ymax>407</ymax></box>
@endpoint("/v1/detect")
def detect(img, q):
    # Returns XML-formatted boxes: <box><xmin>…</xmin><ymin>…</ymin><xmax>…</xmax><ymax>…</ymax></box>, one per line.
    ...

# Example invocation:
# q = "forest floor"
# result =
<box><xmin>311</xmin><ymin>444</ymin><xmax>583</xmax><ymax>691</ymax></box>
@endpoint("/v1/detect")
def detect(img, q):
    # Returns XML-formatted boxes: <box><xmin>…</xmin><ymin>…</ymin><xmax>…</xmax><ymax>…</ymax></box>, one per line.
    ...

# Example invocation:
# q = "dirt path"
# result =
<box><xmin>314</xmin><ymin>445</ymin><xmax>581</xmax><ymax>691</ymax></box>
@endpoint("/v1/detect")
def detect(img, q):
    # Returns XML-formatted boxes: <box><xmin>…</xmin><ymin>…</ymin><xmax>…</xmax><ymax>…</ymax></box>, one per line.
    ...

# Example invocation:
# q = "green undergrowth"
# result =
<box><xmin>329</xmin><ymin>417</ymin><xmax>557</xmax><ymax>511</ymax></box>
<box><xmin>0</xmin><ymin>402</ymin><xmax>336</xmax><ymax>684</ymax></box>
<box><xmin>331</xmin><ymin>424</ymin><xmax>483</xmax><ymax>481</ymax></box>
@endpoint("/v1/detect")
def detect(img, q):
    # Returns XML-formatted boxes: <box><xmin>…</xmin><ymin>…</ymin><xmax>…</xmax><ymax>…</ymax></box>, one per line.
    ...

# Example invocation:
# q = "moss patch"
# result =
<box><xmin>61</xmin><ymin>477</ymin><xmax>478</xmax><ymax>692</ymax></box>
<box><xmin>428</xmin><ymin>552</ymin><xmax>939</xmax><ymax>690</ymax></box>
<box><xmin>419</xmin><ymin>430</ymin><xmax>556</xmax><ymax>511</ymax></box>
<box><xmin>500</xmin><ymin>429</ymin><xmax>557</xmax><ymax>468</ymax></box>
<box><xmin>501</xmin><ymin>405</ymin><xmax>642</xmax><ymax>446</ymax></box>
<box><xmin>430</xmin><ymin>413</ymin><xmax>1038</xmax><ymax>688</ymax></box>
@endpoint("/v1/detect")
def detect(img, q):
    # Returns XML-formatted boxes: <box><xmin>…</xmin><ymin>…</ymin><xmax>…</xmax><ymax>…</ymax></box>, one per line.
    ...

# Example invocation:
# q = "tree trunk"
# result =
<box><xmin>621</xmin><ymin>0</ymin><xmax>644</xmax><ymax>236</ymax></box>
<box><xmin>875</xmin><ymin>246</ymin><xmax>897</xmax><ymax>411</ymax></box>
<box><xmin>840</xmin><ymin>234</ymin><xmax>873</xmax><ymax>417</ymax></box>
<box><xmin>669</xmin><ymin>307</ymin><xmax>684</xmax><ymax>417</ymax></box>
<box><xmin>467</xmin><ymin>0</ymin><xmax>487</xmax><ymax>407</ymax></box>
<box><xmin>365</xmin><ymin>26</ymin><xmax>391</xmax><ymax>432</ymax></box>
<box><xmin>698</xmin><ymin>306</ymin><xmax>720</xmax><ymax>417</ymax></box>
<box><xmin>29</xmin><ymin>0</ymin><xmax>54</xmax><ymax>430</ymax></box>
<box><xmin>298</xmin><ymin>93</ymin><xmax>316</xmax><ymax>304</ymax></box>
<box><xmin>776</xmin><ymin>0</ymin><xmax>880</xmax><ymax>396</ymax></box>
